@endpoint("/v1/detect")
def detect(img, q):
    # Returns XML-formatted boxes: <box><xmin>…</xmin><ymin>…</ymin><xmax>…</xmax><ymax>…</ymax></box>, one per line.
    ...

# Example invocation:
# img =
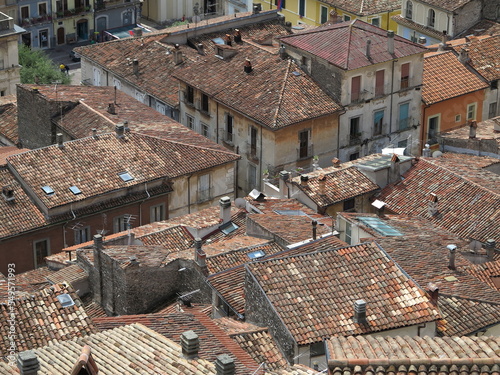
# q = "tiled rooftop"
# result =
<box><xmin>465</xmin><ymin>259</ymin><xmax>500</xmax><ymax>291</ymax></box>
<box><xmin>326</xmin><ymin>334</ymin><xmax>500</xmax><ymax>360</ymax></box>
<box><xmin>419</xmin><ymin>0</ymin><xmax>477</xmax><ymax>12</ymax></box>
<box><xmin>0</xmin><ymin>96</ymin><xmax>18</xmax><ymax>144</ymax></box>
<box><xmin>0</xmin><ymin>284</ymin><xmax>97</xmax><ymax>357</ymax></box>
<box><xmin>246</xmin><ymin>242</ymin><xmax>440</xmax><ymax>345</ymax></box>
<box><xmin>93</xmin><ymin>310</ymin><xmax>260</xmax><ymax>374</ymax></box>
<box><xmin>438</xmin><ymin>117</ymin><xmax>500</xmax><ymax>147</ymax></box>
<box><xmin>459</xmin><ymin>19</ymin><xmax>500</xmax><ymax>38</ymax></box>
<box><xmin>450</xmin><ymin>35</ymin><xmax>500</xmax><ymax>82</ymax></box>
<box><xmin>391</xmin><ymin>15</ymin><xmax>444</xmax><ymax>40</ymax></box>
<box><xmin>422</xmin><ymin>50</ymin><xmax>488</xmax><ymax>104</ymax></box>
<box><xmin>291</xmin><ymin>166</ymin><xmax>380</xmax><ymax>207</ymax></box>
<box><xmin>375</xmin><ymin>236</ymin><xmax>500</xmax><ymax>304</ymax></box>
<box><xmin>320</xmin><ymin>0</ymin><xmax>401</xmax><ymax>15</ymax></box>
<box><xmin>378</xmin><ymin>155</ymin><xmax>500</xmax><ymax>243</ymax></box>
<box><xmin>7</xmin><ymin>131</ymin><xmax>238</xmax><ymax>210</ymax></box>
<box><xmin>437</xmin><ymin>295</ymin><xmax>500</xmax><ymax>336</ymax></box>
<box><xmin>0</xmin><ymin>147</ymin><xmax>30</xmax><ymax>166</ymax></box>
<box><xmin>279</xmin><ymin>20</ymin><xmax>427</xmax><ymax>71</ymax></box>
<box><xmin>173</xmin><ymin>45</ymin><xmax>341</xmax><ymax>130</ymax></box>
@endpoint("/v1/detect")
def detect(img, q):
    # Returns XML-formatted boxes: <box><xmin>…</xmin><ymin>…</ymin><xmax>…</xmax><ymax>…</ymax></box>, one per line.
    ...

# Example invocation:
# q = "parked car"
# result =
<box><xmin>69</xmin><ymin>50</ymin><xmax>81</xmax><ymax>62</ymax></box>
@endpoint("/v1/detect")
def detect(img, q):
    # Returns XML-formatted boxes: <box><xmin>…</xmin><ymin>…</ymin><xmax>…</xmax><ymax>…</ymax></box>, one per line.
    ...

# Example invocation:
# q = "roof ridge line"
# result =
<box><xmin>272</xmin><ymin>59</ymin><xmax>292</xmax><ymax>127</ymax></box>
<box><xmin>328</xmin><ymin>357</ymin><xmax>500</xmax><ymax>367</ymax></box>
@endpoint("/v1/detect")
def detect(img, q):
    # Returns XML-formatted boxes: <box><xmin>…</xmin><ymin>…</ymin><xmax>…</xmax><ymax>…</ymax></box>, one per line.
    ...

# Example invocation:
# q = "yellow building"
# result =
<box><xmin>51</xmin><ymin>0</ymin><xmax>93</xmax><ymax>44</ymax></box>
<box><xmin>260</xmin><ymin>0</ymin><xmax>401</xmax><ymax>30</ymax></box>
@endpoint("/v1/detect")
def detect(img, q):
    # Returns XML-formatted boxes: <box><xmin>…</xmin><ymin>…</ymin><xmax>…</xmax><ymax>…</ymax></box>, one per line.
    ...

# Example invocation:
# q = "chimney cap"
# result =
<box><xmin>447</xmin><ymin>244</ymin><xmax>457</xmax><ymax>252</ymax></box>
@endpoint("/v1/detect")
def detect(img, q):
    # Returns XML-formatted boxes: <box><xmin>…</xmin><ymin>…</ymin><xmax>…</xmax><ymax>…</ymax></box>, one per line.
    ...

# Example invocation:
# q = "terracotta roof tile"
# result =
<box><xmin>246</xmin><ymin>242</ymin><xmax>440</xmax><ymax>344</ymax></box>
<box><xmin>438</xmin><ymin>117</ymin><xmax>500</xmax><ymax>150</ymax></box>
<box><xmin>391</xmin><ymin>14</ymin><xmax>444</xmax><ymax>40</ymax></box>
<box><xmin>320</xmin><ymin>0</ymin><xmax>401</xmax><ymax>15</ymax></box>
<box><xmin>378</xmin><ymin>155</ymin><xmax>500</xmax><ymax>243</ymax></box>
<box><xmin>0</xmin><ymin>96</ymin><xmax>18</xmax><ymax>144</ymax></box>
<box><xmin>459</xmin><ymin>19</ymin><xmax>500</xmax><ymax>38</ymax></box>
<box><xmin>0</xmin><ymin>284</ymin><xmax>97</xmax><ymax>357</ymax></box>
<box><xmin>418</xmin><ymin>0</ymin><xmax>476</xmax><ymax>12</ymax></box>
<box><xmin>279</xmin><ymin>20</ymin><xmax>427</xmax><ymax>71</ymax></box>
<box><xmin>422</xmin><ymin>51</ymin><xmax>488</xmax><ymax>104</ymax></box>
<box><xmin>465</xmin><ymin>259</ymin><xmax>500</xmax><ymax>291</ymax></box>
<box><xmin>0</xmin><ymin>147</ymin><xmax>30</xmax><ymax>166</ymax></box>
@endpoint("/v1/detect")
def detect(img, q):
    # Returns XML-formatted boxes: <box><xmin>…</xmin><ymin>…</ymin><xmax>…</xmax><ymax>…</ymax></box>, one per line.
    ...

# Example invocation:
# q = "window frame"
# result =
<box><xmin>225</xmin><ymin>113</ymin><xmax>234</xmax><ymax>144</ymax></box>
<box><xmin>488</xmin><ymin>102</ymin><xmax>497</xmax><ymax>119</ymax></box>
<box><xmin>198</xmin><ymin>173</ymin><xmax>211</xmax><ymax>202</ymax></box>
<box><xmin>398</xmin><ymin>102</ymin><xmax>410</xmax><ymax>130</ymax></box>
<box><xmin>427</xmin><ymin>114</ymin><xmax>440</xmax><ymax>144</ymax></box>
<box><xmin>150</xmin><ymin>203</ymin><xmax>166</xmax><ymax>222</ymax></box>
<box><xmin>405</xmin><ymin>0</ymin><xmax>413</xmax><ymax>19</ymax></box>
<box><xmin>21</xmin><ymin>5</ymin><xmax>29</xmax><ymax>20</ymax></box>
<box><xmin>375</xmin><ymin>69</ymin><xmax>385</xmax><ymax>97</ymax></box>
<box><xmin>350</xmin><ymin>116</ymin><xmax>361</xmax><ymax>139</ymax></box>
<box><xmin>298</xmin><ymin>128</ymin><xmax>311</xmax><ymax>159</ymax></box>
<box><xmin>201</xmin><ymin>122</ymin><xmax>210</xmax><ymax>138</ymax></box>
<box><xmin>33</xmin><ymin>238</ymin><xmax>50</xmax><ymax>268</ymax></box>
<box><xmin>427</xmin><ymin>8</ymin><xmax>435</xmax><ymax>28</ymax></box>
<box><xmin>400</xmin><ymin>63</ymin><xmax>410</xmax><ymax>89</ymax></box>
<box><xmin>186</xmin><ymin>85</ymin><xmax>194</xmax><ymax>104</ymax></box>
<box><xmin>113</xmin><ymin>215</ymin><xmax>130</xmax><ymax>233</ymax></box>
<box><xmin>74</xmin><ymin>226</ymin><xmax>91</xmax><ymax>245</ymax></box>
<box><xmin>201</xmin><ymin>93</ymin><xmax>209</xmax><ymax>113</ymax></box>
<box><xmin>320</xmin><ymin>5</ymin><xmax>328</xmax><ymax>23</ymax></box>
<box><xmin>186</xmin><ymin>114</ymin><xmax>195</xmax><ymax>130</ymax></box>
<box><xmin>373</xmin><ymin>110</ymin><xmax>384</xmax><ymax>136</ymax></box>
<box><xmin>351</xmin><ymin>75</ymin><xmax>361</xmax><ymax>102</ymax></box>
<box><xmin>370</xmin><ymin>17</ymin><xmax>380</xmax><ymax>27</ymax></box>
<box><xmin>298</xmin><ymin>0</ymin><xmax>305</xmax><ymax>17</ymax></box>
<box><xmin>467</xmin><ymin>103</ymin><xmax>477</xmax><ymax>121</ymax></box>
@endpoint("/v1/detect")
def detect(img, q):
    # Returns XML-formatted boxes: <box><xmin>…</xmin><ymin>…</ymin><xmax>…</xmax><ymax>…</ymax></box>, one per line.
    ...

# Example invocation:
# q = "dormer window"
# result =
<box><xmin>428</xmin><ymin>9</ymin><xmax>435</xmax><ymax>28</ymax></box>
<box><xmin>405</xmin><ymin>1</ymin><xmax>413</xmax><ymax>19</ymax></box>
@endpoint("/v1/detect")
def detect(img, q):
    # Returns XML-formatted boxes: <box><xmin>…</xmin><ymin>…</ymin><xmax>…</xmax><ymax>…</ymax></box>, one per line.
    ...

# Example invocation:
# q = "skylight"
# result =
<box><xmin>57</xmin><ymin>293</ymin><xmax>75</xmax><ymax>308</ymax></box>
<box><xmin>274</xmin><ymin>210</ymin><xmax>307</xmax><ymax>216</ymax></box>
<box><xmin>41</xmin><ymin>186</ymin><xmax>54</xmax><ymax>195</ymax></box>
<box><xmin>119</xmin><ymin>172</ymin><xmax>134</xmax><ymax>182</ymax></box>
<box><xmin>247</xmin><ymin>250</ymin><xmax>266</xmax><ymax>260</ymax></box>
<box><xmin>212</xmin><ymin>37</ymin><xmax>225</xmax><ymax>45</ymax></box>
<box><xmin>69</xmin><ymin>185</ymin><xmax>81</xmax><ymax>195</ymax></box>
<box><xmin>220</xmin><ymin>221</ymin><xmax>239</xmax><ymax>235</ymax></box>
<box><xmin>358</xmin><ymin>217</ymin><xmax>403</xmax><ymax>236</ymax></box>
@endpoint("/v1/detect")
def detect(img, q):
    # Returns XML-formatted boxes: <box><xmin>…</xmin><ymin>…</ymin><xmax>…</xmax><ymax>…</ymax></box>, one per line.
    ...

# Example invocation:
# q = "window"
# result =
<box><xmin>298</xmin><ymin>129</ymin><xmax>311</xmax><ymax>159</ymax></box>
<box><xmin>249</xmin><ymin>126</ymin><xmax>257</xmax><ymax>156</ymax></box>
<box><xmin>0</xmin><ymin>59</ymin><xmax>4</xmax><ymax>70</ymax></box>
<box><xmin>21</xmin><ymin>6</ymin><xmax>29</xmax><ymax>20</ymax></box>
<box><xmin>350</xmin><ymin>117</ymin><xmax>360</xmax><ymax>139</ymax></box>
<box><xmin>0</xmin><ymin>90</ymin><xmax>5</xmax><ymax>97</ymax></box>
<box><xmin>427</xmin><ymin>9</ymin><xmax>435</xmax><ymax>28</ymax></box>
<box><xmin>489</xmin><ymin>102</ymin><xmax>497</xmax><ymax>119</ymax></box>
<box><xmin>311</xmin><ymin>342</ymin><xmax>326</xmax><ymax>357</ymax></box>
<box><xmin>150</xmin><ymin>203</ymin><xmax>165</xmax><ymax>222</ymax></box>
<box><xmin>351</xmin><ymin>75</ymin><xmax>361</xmax><ymax>102</ymax></box>
<box><xmin>345</xmin><ymin>222</ymin><xmax>352</xmax><ymax>244</ymax></box>
<box><xmin>344</xmin><ymin>198</ymin><xmax>355</xmax><ymax>211</ymax></box>
<box><xmin>75</xmin><ymin>226</ymin><xmax>90</xmax><ymax>245</ymax></box>
<box><xmin>400</xmin><ymin>63</ymin><xmax>410</xmax><ymax>89</ymax></box>
<box><xmin>34</xmin><ymin>239</ymin><xmax>50</xmax><ymax>268</ymax></box>
<box><xmin>299</xmin><ymin>0</ymin><xmax>305</xmax><ymax>17</ymax></box>
<box><xmin>405</xmin><ymin>0</ymin><xmax>413</xmax><ymax>19</ymax></box>
<box><xmin>38</xmin><ymin>3</ymin><xmax>47</xmax><ymax>15</ymax></box>
<box><xmin>344</xmin><ymin>15</ymin><xmax>351</xmax><ymax>21</ymax></box>
<box><xmin>248</xmin><ymin>163</ymin><xmax>257</xmax><ymax>191</ymax></box>
<box><xmin>467</xmin><ymin>103</ymin><xmax>477</xmax><ymax>121</ymax></box>
<box><xmin>455</xmin><ymin>114</ymin><xmax>461</xmax><ymax>122</ymax></box>
<box><xmin>410</xmin><ymin>31</ymin><xmax>418</xmax><ymax>43</ymax></box>
<box><xmin>118</xmin><ymin>172</ymin><xmax>134</xmax><ymax>182</ymax></box>
<box><xmin>492</xmin><ymin>80</ymin><xmax>498</xmax><ymax>90</ymax></box>
<box><xmin>186</xmin><ymin>85</ymin><xmax>194</xmax><ymax>104</ymax></box>
<box><xmin>428</xmin><ymin>115</ymin><xmax>439</xmax><ymax>144</ymax></box>
<box><xmin>201</xmin><ymin>93</ymin><xmax>209</xmax><ymax>113</ymax></box>
<box><xmin>198</xmin><ymin>173</ymin><xmax>211</xmax><ymax>202</ymax></box>
<box><xmin>375</xmin><ymin>70</ymin><xmax>385</xmax><ymax>96</ymax></box>
<box><xmin>113</xmin><ymin>215</ymin><xmax>130</xmax><ymax>233</ymax></box>
<box><xmin>320</xmin><ymin>5</ymin><xmax>328</xmax><ymax>23</ymax></box>
<box><xmin>225</xmin><ymin>114</ymin><xmax>234</xmax><ymax>144</ymax></box>
<box><xmin>201</xmin><ymin>122</ymin><xmax>210</xmax><ymax>138</ymax></box>
<box><xmin>399</xmin><ymin>102</ymin><xmax>410</xmax><ymax>130</ymax></box>
<box><xmin>274</xmin><ymin>0</ymin><xmax>286</xmax><ymax>9</ymax></box>
<box><xmin>39</xmin><ymin>29</ymin><xmax>48</xmax><ymax>48</ymax></box>
<box><xmin>56</xmin><ymin>0</ymin><xmax>68</xmax><ymax>13</ymax></box>
<box><xmin>371</xmin><ymin>17</ymin><xmax>380</xmax><ymax>27</ymax></box>
<box><xmin>373</xmin><ymin>110</ymin><xmax>384</xmax><ymax>136</ymax></box>
<box><xmin>349</xmin><ymin>152</ymin><xmax>359</xmax><ymax>161</ymax></box>
<box><xmin>186</xmin><ymin>114</ymin><xmax>195</xmax><ymax>130</ymax></box>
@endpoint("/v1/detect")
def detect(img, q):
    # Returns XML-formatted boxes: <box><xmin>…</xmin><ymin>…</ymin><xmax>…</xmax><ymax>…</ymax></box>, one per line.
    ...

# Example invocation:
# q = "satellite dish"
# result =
<box><xmin>235</xmin><ymin>198</ymin><xmax>246</xmax><ymax>209</ymax></box>
<box><xmin>432</xmin><ymin>151</ymin><xmax>443</xmax><ymax>158</ymax></box>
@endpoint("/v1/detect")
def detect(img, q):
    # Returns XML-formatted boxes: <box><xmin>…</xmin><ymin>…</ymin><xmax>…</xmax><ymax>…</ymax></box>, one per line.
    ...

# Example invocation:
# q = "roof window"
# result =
<box><xmin>220</xmin><ymin>221</ymin><xmax>239</xmax><ymax>235</ymax></box>
<box><xmin>274</xmin><ymin>209</ymin><xmax>307</xmax><ymax>216</ymax></box>
<box><xmin>69</xmin><ymin>185</ymin><xmax>82</xmax><ymax>195</ymax></box>
<box><xmin>358</xmin><ymin>217</ymin><xmax>403</xmax><ymax>236</ymax></box>
<box><xmin>41</xmin><ymin>185</ymin><xmax>54</xmax><ymax>195</ymax></box>
<box><xmin>119</xmin><ymin>172</ymin><xmax>134</xmax><ymax>182</ymax></box>
<box><xmin>247</xmin><ymin>250</ymin><xmax>266</xmax><ymax>260</ymax></box>
<box><xmin>57</xmin><ymin>293</ymin><xmax>75</xmax><ymax>308</ymax></box>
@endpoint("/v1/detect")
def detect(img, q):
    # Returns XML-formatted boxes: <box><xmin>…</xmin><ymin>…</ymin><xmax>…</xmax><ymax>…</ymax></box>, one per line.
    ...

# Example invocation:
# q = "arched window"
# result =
<box><xmin>405</xmin><ymin>1</ymin><xmax>413</xmax><ymax>19</ymax></box>
<box><xmin>428</xmin><ymin>9</ymin><xmax>435</xmax><ymax>27</ymax></box>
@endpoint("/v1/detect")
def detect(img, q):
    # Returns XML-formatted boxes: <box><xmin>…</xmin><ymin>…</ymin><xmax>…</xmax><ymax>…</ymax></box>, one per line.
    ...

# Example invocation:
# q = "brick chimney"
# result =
<box><xmin>485</xmin><ymin>239</ymin><xmax>496</xmax><ymax>261</ymax></box>
<box><xmin>469</xmin><ymin>120</ymin><xmax>477</xmax><ymax>138</ymax></box>
<box><xmin>224</xmin><ymin>34</ymin><xmax>232</xmax><ymax>46</ymax></box>
<box><xmin>441</xmin><ymin>30</ymin><xmax>448</xmax><ymax>44</ymax></box>
<box><xmin>196</xmin><ymin>43</ymin><xmax>205</xmax><ymax>55</ymax></box>
<box><xmin>329</xmin><ymin>10</ymin><xmax>338</xmax><ymax>24</ymax></box>
<box><xmin>219</xmin><ymin>196</ymin><xmax>231</xmax><ymax>224</ymax></box>
<box><xmin>353</xmin><ymin>299</ymin><xmax>367</xmax><ymax>324</ymax></box>
<box><xmin>318</xmin><ymin>173</ymin><xmax>327</xmax><ymax>195</ymax></box>
<box><xmin>332</xmin><ymin>158</ymin><xmax>341</xmax><ymax>168</ymax></box>
<box><xmin>389</xmin><ymin>154</ymin><xmax>401</xmax><ymax>184</ymax></box>
<box><xmin>57</xmin><ymin>133</ymin><xmax>64</xmax><ymax>149</ymax></box>
<box><xmin>312</xmin><ymin>220</ymin><xmax>317</xmax><ymax>240</ymax></box>
<box><xmin>17</xmin><ymin>350</ymin><xmax>40</xmax><ymax>375</ymax></box>
<box><xmin>447</xmin><ymin>244</ymin><xmax>457</xmax><ymax>270</ymax></box>
<box><xmin>387</xmin><ymin>30</ymin><xmax>395</xmax><ymax>55</ymax></box>
<box><xmin>300</xmin><ymin>175</ymin><xmax>309</xmax><ymax>187</ymax></box>
<box><xmin>194</xmin><ymin>237</ymin><xmax>206</xmax><ymax>268</ymax></box>
<box><xmin>458</xmin><ymin>48</ymin><xmax>470</xmax><ymax>64</ymax></box>
<box><xmin>92</xmin><ymin>128</ymin><xmax>98</xmax><ymax>139</ymax></box>
<box><xmin>427</xmin><ymin>282</ymin><xmax>439</xmax><ymax>305</ymax></box>
<box><xmin>279</xmin><ymin>171</ymin><xmax>290</xmax><ymax>199</ymax></box>
<box><xmin>215</xmin><ymin>354</ymin><xmax>236</xmax><ymax>375</ymax></box>
<box><xmin>181</xmin><ymin>331</ymin><xmax>200</xmax><ymax>359</ymax></box>
<box><xmin>2</xmin><ymin>185</ymin><xmax>14</xmax><ymax>202</ymax></box>
<box><xmin>133</xmin><ymin>27</ymin><xmax>142</xmax><ymax>37</ymax></box>
<box><xmin>427</xmin><ymin>193</ymin><xmax>438</xmax><ymax>216</ymax></box>
<box><xmin>133</xmin><ymin>59</ymin><xmax>139</xmax><ymax>75</ymax></box>
<box><xmin>107</xmin><ymin>102</ymin><xmax>116</xmax><ymax>115</ymax></box>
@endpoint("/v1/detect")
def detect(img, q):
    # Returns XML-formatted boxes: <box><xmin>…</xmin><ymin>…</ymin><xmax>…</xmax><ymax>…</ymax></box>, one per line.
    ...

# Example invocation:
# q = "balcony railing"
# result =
<box><xmin>20</xmin><ymin>14</ymin><xmax>53</xmax><ymax>27</ymax></box>
<box><xmin>54</xmin><ymin>6</ymin><xmax>92</xmax><ymax>19</ymax></box>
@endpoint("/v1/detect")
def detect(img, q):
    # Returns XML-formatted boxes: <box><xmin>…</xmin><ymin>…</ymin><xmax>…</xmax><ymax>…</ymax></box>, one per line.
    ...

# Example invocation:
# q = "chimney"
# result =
<box><xmin>366</xmin><ymin>39</ymin><xmax>371</xmax><ymax>59</ymax></box>
<box><xmin>284</xmin><ymin>21</ymin><xmax>292</xmax><ymax>32</ymax></box>
<box><xmin>279</xmin><ymin>170</ymin><xmax>290</xmax><ymax>199</ymax></box>
<box><xmin>332</xmin><ymin>158</ymin><xmax>341</xmax><ymax>168</ymax></box>
<box><xmin>224</xmin><ymin>34</ymin><xmax>232</xmax><ymax>46</ymax></box>
<box><xmin>196</xmin><ymin>43</ymin><xmax>205</xmax><ymax>55</ymax></box>
<box><xmin>437</xmin><ymin>43</ymin><xmax>445</xmax><ymax>51</ymax></box>
<box><xmin>219</xmin><ymin>196</ymin><xmax>231</xmax><ymax>224</ymax></box>
<box><xmin>133</xmin><ymin>27</ymin><xmax>143</xmax><ymax>37</ymax></box>
<box><xmin>428</xmin><ymin>193</ymin><xmax>438</xmax><ymax>216</ymax></box>
<box><xmin>133</xmin><ymin>59</ymin><xmax>139</xmax><ymax>75</ymax></box>
<box><xmin>253</xmin><ymin>4</ymin><xmax>260</xmax><ymax>14</ymax></box>
<box><xmin>234</xmin><ymin>29</ymin><xmax>242</xmax><ymax>43</ymax></box>
<box><xmin>458</xmin><ymin>48</ymin><xmax>470</xmax><ymax>64</ymax></box>
<box><xmin>57</xmin><ymin>133</ymin><xmax>64</xmax><ymax>149</ymax></box>
<box><xmin>300</xmin><ymin>175</ymin><xmax>309</xmax><ymax>187</ymax></box>
<box><xmin>485</xmin><ymin>239</ymin><xmax>496</xmax><ymax>261</ymax></box>
<box><xmin>312</xmin><ymin>220</ymin><xmax>317</xmax><ymax>240</ymax></box>
<box><xmin>2</xmin><ymin>185</ymin><xmax>14</xmax><ymax>202</ymax></box>
<box><xmin>422</xmin><ymin>143</ymin><xmax>431</xmax><ymax>157</ymax></box>
<box><xmin>427</xmin><ymin>282</ymin><xmax>439</xmax><ymax>305</ymax></box>
<box><xmin>181</xmin><ymin>331</ymin><xmax>200</xmax><ymax>359</ymax></box>
<box><xmin>194</xmin><ymin>237</ymin><xmax>206</xmax><ymax>267</ymax></box>
<box><xmin>447</xmin><ymin>244</ymin><xmax>457</xmax><ymax>270</ymax></box>
<box><xmin>279</xmin><ymin>45</ymin><xmax>287</xmax><ymax>59</ymax></box>
<box><xmin>115</xmin><ymin>124</ymin><xmax>125</xmax><ymax>138</ymax></box>
<box><xmin>92</xmin><ymin>128</ymin><xmax>98</xmax><ymax>139</ymax></box>
<box><xmin>418</xmin><ymin>36</ymin><xmax>427</xmax><ymax>44</ymax></box>
<box><xmin>353</xmin><ymin>299</ymin><xmax>367</xmax><ymax>324</ymax></box>
<box><xmin>469</xmin><ymin>120</ymin><xmax>477</xmax><ymax>138</ymax></box>
<box><xmin>215</xmin><ymin>354</ymin><xmax>236</xmax><ymax>375</ymax></box>
<box><xmin>387</xmin><ymin>30</ymin><xmax>395</xmax><ymax>55</ymax></box>
<box><xmin>173</xmin><ymin>44</ymin><xmax>183</xmax><ymax>65</ymax></box>
<box><xmin>329</xmin><ymin>10</ymin><xmax>338</xmax><ymax>24</ymax></box>
<box><xmin>17</xmin><ymin>350</ymin><xmax>40</xmax><ymax>375</ymax></box>
<box><xmin>389</xmin><ymin>154</ymin><xmax>401</xmax><ymax>184</ymax></box>
<box><xmin>441</xmin><ymin>30</ymin><xmax>447</xmax><ymax>44</ymax></box>
<box><xmin>372</xmin><ymin>199</ymin><xmax>386</xmax><ymax>217</ymax></box>
<box><xmin>244</xmin><ymin>59</ymin><xmax>253</xmax><ymax>74</ymax></box>
<box><xmin>318</xmin><ymin>173</ymin><xmax>327</xmax><ymax>195</ymax></box>
<box><xmin>107</xmin><ymin>102</ymin><xmax>116</xmax><ymax>115</ymax></box>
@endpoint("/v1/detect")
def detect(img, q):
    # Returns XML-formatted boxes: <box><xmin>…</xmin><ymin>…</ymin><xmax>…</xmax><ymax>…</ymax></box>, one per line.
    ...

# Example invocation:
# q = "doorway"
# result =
<box><xmin>57</xmin><ymin>27</ymin><xmax>65</xmax><ymax>45</ymax></box>
<box><xmin>76</xmin><ymin>19</ymin><xmax>88</xmax><ymax>40</ymax></box>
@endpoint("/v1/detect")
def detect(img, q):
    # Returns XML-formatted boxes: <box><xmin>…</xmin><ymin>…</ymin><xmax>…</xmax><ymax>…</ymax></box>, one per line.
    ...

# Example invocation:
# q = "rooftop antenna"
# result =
<box><xmin>114</xmin><ymin>85</ymin><xmax>117</xmax><ymax>105</ymax></box>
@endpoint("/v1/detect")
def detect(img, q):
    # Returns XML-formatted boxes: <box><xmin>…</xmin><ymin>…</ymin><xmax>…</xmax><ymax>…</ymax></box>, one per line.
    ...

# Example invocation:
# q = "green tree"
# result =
<box><xmin>18</xmin><ymin>44</ymin><xmax>70</xmax><ymax>84</ymax></box>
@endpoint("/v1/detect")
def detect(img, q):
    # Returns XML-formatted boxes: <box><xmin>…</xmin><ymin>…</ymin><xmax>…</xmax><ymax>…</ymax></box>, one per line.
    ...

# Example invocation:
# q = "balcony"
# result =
<box><xmin>297</xmin><ymin>145</ymin><xmax>313</xmax><ymax>160</ymax></box>
<box><xmin>54</xmin><ymin>6</ymin><xmax>92</xmax><ymax>19</ymax></box>
<box><xmin>349</xmin><ymin>133</ymin><xmax>362</xmax><ymax>146</ymax></box>
<box><xmin>20</xmin><ymin>14</ymin><xmax>53</xmax><ymax>27</ymax></box>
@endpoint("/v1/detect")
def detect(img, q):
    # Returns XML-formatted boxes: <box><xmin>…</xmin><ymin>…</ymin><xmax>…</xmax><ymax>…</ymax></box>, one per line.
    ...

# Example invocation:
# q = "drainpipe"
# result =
<box><xmin>337</xmin><ymin>109</ymin><xmax>347</xmax><ymax>158</ymax></box>
<box><xmin>421</xmin><ymin>104</ymin><xmax>430</xmax><ymax>154</ymax></box>
<box><xmin>62</xmin><ymin>204</ymin><xmax>78</xmax><ymax>248</ymax></box>
<box><xmin>389</xmin><ymin>59</ymin><xmax>396</xmax><ymax>135</ymax></box>
<box><xmin>216</xmin><ymin>102</ymin><xmax>219</xmax><ymax>143</ymax></box>
<box><xmin>259</xmin><ymin>125</ymin><xmax>263</xmax><ymax>191</ymax></box>
<box><xmin>138</xmin><ymin>182</ymin><xmax>151</xmax><ymax>226</ymax></box>
<box><xmin>187</xmin><ymin>174</ymin><xmax>192</xmax><ymax>214</ymax></box>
